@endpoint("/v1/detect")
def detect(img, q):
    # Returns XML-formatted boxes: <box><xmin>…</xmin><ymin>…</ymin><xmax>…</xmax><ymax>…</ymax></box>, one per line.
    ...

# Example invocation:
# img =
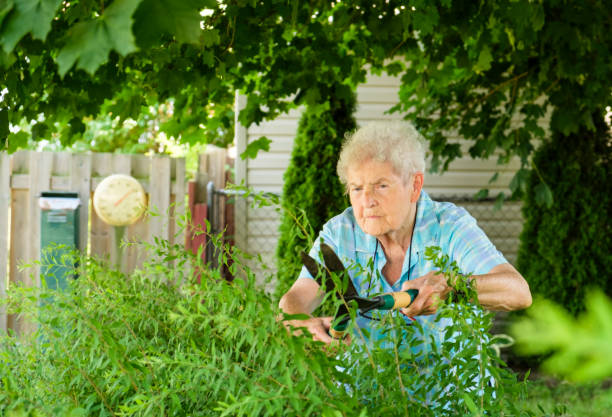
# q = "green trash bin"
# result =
<box><xmin>39</xmin><ymin>191</ymin><xmax>81</xmax><ymax>291</ymax></box>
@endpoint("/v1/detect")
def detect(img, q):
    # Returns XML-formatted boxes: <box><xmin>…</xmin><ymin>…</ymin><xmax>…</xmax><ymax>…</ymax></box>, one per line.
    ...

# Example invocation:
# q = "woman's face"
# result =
<box><xmin>347</xmin><ymin>159</ymin><xmax>420</xmax><ymax>238</ymax></box>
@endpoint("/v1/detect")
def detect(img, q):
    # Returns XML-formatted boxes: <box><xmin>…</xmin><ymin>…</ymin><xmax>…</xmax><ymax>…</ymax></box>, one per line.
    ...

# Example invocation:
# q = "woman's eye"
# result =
<box><xmin>351</xmin><ymin>187</ymin><xmax>362</xmax><ymax>193</ymax></box>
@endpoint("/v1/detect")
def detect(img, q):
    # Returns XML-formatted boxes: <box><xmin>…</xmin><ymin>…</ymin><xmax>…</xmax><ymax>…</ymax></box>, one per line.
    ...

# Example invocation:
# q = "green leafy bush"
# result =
<box><xmin>275</xmin><ymin>87</ymin><xmax>356</xmax><ymax>297</ymax></box>
<box><xmin>517</xmin><ymin>116</ymin><xmax>611</xmax><ymax>315</ymax></box>
<box><xmin>512</xmin><ymin>290</ymin><xmax>612</xmax><ymax>382</ymax></box>
<box><xmin>0</xmin><ymin>236</ymin><xmax>527</xmax><ymax>416</ymax></box>
<box><xmin>2</xmin><ymin>242</ymin><xmax>352</xmax><ymax>416</ymax></box>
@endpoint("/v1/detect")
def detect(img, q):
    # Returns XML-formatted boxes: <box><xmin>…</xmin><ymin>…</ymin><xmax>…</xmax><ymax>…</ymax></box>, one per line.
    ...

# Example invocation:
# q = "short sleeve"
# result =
<box><xmin>440</xmin><ymin>207</ymin><xmax>507</xmax><ymax>275</ymax></box>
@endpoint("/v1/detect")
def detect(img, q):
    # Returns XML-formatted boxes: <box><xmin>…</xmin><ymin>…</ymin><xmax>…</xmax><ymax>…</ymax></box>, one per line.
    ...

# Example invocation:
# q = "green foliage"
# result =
<box><xmin>0</xmin><ymin>0</ymin><xmax>379</xmax><ymax>152</ymax></box>
<box><xmin>505</xmin><ymin>376</ymin><xmax>612</xmax><ymax>417</ymax></box>
<box><xmin>512</xmin><ymin>290</ymin><xmax>612</xmax><ymax>383</ymax></box>
<box><xmin>275</xmin><ymin>87</ymin><xmax>356</xmax><ymax>297</ymax></box>
<box><xmin>2</xmin><ymin>242</ymin><xmax>351</xmax><ymax>416</ymax></box>
<box><xmin>0</xmin><ymin>0</ymin><xmax>62</xmax><ymax>52</ymax></box>
<box><xmin>516</xmin><ymin>116</ymin><xmax>611</xmax><ymax>315</ymax></box>
<box><xmin>56</xmin><ymin>0</ymin><xmax>142</xmax><ymax>76</ymax></box>
<box><xmin>0</xmin><ymin>234</ymin><xmax>527</xmax><ymax>416</ymax></box>
<box><xmin>388</xmin><ymin>0</ymin><xmax>611</xmax><ymax>195</ymax></box>
<box><xmin>0</xmin><ymin>0</ymin><xmax>609</xmax><ymax>188</ymax></box>
<box><xmin>31</xmin><ymin>102</ymin><xmax>207</xmax><ymax>156</ymax></box>
<box><xmin>240</xmin><ymin>136</ymin><xmax>272</xmax><ymax>160</ymax></box>
<box><xmin>132</xmin><ymin>0</ymin><xmax>215</xmax><ymax>47</ymax></box>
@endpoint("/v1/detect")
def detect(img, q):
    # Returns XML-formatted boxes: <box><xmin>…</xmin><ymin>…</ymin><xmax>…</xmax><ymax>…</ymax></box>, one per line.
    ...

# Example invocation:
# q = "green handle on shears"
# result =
<box><xmin>329</xmin><ymin>289</ymin><xmax>419</xmax><ymax>339</ymax></box>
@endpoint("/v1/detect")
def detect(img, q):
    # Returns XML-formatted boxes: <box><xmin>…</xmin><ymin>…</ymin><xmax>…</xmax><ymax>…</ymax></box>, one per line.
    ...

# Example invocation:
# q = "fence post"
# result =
<box><xmin>187</xmin><ymin>148</ymin><xmax>228</xmax><ymax>275</ymax></box>
<box><xmin>0</xmin><ymin>153</ymin><xmax>10</xmax><ymax>332</ymax></box>
<box><xmin>70</xmin><ymin>154</ymin><xmax>91</xmax><ymax>255</ymax></box>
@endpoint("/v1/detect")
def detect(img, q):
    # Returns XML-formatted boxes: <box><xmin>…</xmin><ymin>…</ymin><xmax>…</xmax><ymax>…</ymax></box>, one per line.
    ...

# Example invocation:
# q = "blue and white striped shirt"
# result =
<box><xmin>299</xmin><ymin>190</ymin><xmax>507</xmax><ymax>349</ymax></box>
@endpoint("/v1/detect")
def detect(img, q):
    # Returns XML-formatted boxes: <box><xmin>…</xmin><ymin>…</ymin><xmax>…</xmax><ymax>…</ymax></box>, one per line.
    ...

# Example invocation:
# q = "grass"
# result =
<box><xmin>505</xmin><ymin>373</ymin><xmax>612</xmax><ymax>416</ymax></box>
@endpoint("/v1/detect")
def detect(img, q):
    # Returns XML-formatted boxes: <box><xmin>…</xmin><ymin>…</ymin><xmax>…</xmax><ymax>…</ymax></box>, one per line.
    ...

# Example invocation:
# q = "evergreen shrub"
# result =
<box><xmin>0</xmin><ymin>235</ymin><xmax>528</xmax><ymax>416</ymax></box>
<box><xmin>517</xmin><ymin>116</ymin><xmax>611</xmax><ymax>315</ymax></box>
<box><xmin>275</xmin><ymin>86</ymin><xmax>356</xmax><ymax>297</ymax></box>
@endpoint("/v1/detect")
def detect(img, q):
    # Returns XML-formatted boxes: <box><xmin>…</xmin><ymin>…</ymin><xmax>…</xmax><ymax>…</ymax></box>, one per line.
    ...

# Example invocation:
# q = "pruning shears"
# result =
<box><xmin>301</xmin><ymin>243</ymin><xmax>419</xmax><ymax>340</ymax></box>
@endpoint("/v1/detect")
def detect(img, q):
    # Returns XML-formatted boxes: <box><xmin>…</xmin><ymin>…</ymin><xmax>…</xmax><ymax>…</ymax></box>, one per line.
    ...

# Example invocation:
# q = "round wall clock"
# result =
<box><xmin>93</xmin><ymin>174</ymin><xmax>147</xmax><ymax>226</ymax></box>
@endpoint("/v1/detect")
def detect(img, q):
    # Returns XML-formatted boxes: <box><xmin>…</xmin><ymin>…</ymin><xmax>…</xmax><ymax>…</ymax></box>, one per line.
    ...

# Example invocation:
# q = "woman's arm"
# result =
<box><xmin>279</xmin><ymin>277</ymin><xmax>324</xmax><ymax>315</ymax></box>
<box><xmin>470</xmin><ymin>262</ymin><xmax>532</xmax><ymax>311</ymax></box>
<box><xmin>278</xmin><ymin>278</ymin><xmax>334</xmax><ymax>344</ymax></box>
<box><xmin>400</xmin><ymin>263</ymin><xmax>532</xmax><ymax>316</ymax></box>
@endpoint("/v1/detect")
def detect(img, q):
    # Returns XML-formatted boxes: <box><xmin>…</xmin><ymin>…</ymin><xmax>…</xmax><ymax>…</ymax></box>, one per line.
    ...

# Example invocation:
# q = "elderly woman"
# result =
<box><xmin>279</xmin><ymin>121</ymin><xmax>532</xmax><ymax>345</ymax></box>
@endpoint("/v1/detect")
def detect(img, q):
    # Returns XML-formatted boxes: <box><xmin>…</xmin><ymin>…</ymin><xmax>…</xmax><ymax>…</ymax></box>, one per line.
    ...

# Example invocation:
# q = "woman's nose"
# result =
<box><xmin>364</xmin><ymin>187</ymin><xmax>377</xmax><ymax>207</ymax></box>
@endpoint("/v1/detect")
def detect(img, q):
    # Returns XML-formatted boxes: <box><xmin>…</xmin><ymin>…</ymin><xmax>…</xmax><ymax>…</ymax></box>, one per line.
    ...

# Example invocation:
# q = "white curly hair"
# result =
<box><xmin>336</xmin><ymin>121</ymin><xmax>426</xmax><ymax>189</ymax></box>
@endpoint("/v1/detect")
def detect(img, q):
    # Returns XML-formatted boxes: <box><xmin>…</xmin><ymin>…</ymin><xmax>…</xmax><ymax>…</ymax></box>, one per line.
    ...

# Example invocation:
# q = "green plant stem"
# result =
<box><xmin>393</xmin><ymin>340</ymin><xmax>409</xmax><ymax>416</ymax></box>
<box><xmin>84</xmin><ymin>273</ymin><xmax>158</xmax><ymax>381</ymax></box>
<box><xmin>77</xmin><ymin>367</ymin><xmax>116</xmax><ymax>416</ymax></box>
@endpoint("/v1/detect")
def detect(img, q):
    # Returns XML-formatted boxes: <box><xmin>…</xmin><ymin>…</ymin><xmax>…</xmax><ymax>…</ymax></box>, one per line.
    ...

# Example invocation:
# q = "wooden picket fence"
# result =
<box><xmin>0</xmin><ymin>151</ymin><xmax>189</xmax><ymax>334</ymax></box>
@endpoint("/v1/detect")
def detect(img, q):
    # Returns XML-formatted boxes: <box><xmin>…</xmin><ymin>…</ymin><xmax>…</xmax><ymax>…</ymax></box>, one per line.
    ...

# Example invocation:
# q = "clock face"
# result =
<box><xmin>93</xmin><ymin>174</ymin><xmax>147</xmax><ymax>226</ymax></box>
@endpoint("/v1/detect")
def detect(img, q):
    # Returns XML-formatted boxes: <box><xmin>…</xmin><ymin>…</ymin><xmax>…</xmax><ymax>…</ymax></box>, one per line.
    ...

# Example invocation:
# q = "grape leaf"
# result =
<box><xmin>240</xmin><ymin>136</ymin><xmax>272</xmax><ymax>160</ymax></box>
<box><xmin>488</xmin><ymin>172</ymin><xmax>499</xmax><ymax>184</ymax></box>
<box><xmin>494</xmin><ymin>192</ymin><xmax>506</xmax><ymax>211</ymax></box>
<box><xmin>0</xmin><ymin>0</ymin><xmax>13</xmax><ymax>28</ymax></box>
<box><xmin>0</xmin><ymin>107</ymin><xmax>8</xmax><ymax>145</ymax></box>
<box><xmin>509</xmin><ymin>168</ymin><xmax>528</xmax><ymax>195</ymax></box>
<box><xmin>31</xmin><ymin>121</ymin><xmax>49</xmax><ymax>140</ymax></box>
<box><xmin>56</xmin><ymin>0</ymin><xmax>143</xmax><ymax>77</ymax></box>
<box><xmin>133</xmin><ymin>0</ymin><xmax>216</xmax><ymax>47</ymax></box>
<box><xmin>68</xmin><ymin>117</ymin><xmax>86</xmax><ymax>136</ymax></box>
<box><xmin>534</xmin><ymin>182</ymin><xmax>553</xmax><ymax>208</ymax></box>
<box><xmin>6</xmin><ymin>130</ymin><xmax>28</xmax><ymax>153</ymax></box>
<box><xmin>473</xmin><ymin>45</ymin><xmax>493</xmax><ymax>74</ymax></box>
<box><xmin>474</xmin><ymin>188</ymin><xmax>489</xmax><ymax>200</ymax></box>
<box><xmin>0</xmin><ymin>0</ymin><xmax>62</xmax><ymax>53</ymax></box>
<box><xmin>413</xmin><ymin>4</ymin><xmax>439</xmax><ymax>37</ymax></box>
<box><xmin>0</xmin><ymin>49</ymin><xmax>15</xmax><ymax>68</ymax></box>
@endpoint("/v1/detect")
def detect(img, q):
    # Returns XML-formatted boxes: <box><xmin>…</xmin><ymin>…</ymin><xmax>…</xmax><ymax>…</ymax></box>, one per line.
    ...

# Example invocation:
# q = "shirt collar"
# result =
<box><xmin>353</xmin><ymin>190</ymin><xmax>440</xmax><ymax>261</ymax></box>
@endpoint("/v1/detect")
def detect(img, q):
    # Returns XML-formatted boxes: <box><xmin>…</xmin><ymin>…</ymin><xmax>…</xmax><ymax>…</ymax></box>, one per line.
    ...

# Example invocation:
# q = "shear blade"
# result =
<box><xmin>300</xmin><ymin>251</ymin><xmax>339</xmax><ymax>298</ymax></box>
<box><xmin>320</xmin><ymin>243</ymin><xmax>359</xmax><ymax>299</ymax></box>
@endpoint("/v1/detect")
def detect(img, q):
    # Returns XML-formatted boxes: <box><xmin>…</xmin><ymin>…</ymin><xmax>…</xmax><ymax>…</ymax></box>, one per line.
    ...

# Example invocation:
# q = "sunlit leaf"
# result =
<box><xmin>6</xmin><ymin>130</ymin><xmax>28</xmax><ymax>153</ymax></box>
<box><xmin>56</xmin><ymin>0</ymin><xmax>143</xmax><ymax>76</ymax></box>
<box><xmin>0</xmin><ymin>0</ymin><xmax>61</xmax><ymax>53</ymax></box>
<box><xmin>240</xmin><ymin>136</ymin><xmax>272</xmax><ymax>160</ymax></box>
<box><xmin>133</xmin><ymin>0</ymin><xmax>215</xmax><ymax>47</ymax></box>
<box><xmin>473</xmin><ymin>46</ymin><xmax>493</xmax><ymax>74</ymax></box>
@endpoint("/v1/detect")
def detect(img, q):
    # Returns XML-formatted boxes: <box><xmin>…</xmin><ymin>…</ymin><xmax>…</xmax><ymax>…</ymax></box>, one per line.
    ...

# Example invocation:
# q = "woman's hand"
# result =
<box><xmin>279</xmin><ymin>278</ymin><xmax>338</xmax><ymax>344</ymax></box>
<box><xmin>282</xmin><ymin>316</ymin><xmax>334</xmax><ymax>344</ymax></box>
<box><xmin>399</xmin><ymin>271</ymin><xmax>452</xmax><ymax>316</ymax></box>
<box><xmin>282</xmin><ymin>316</ymin><xmax>352</xmax><ymax>346</ymax></box>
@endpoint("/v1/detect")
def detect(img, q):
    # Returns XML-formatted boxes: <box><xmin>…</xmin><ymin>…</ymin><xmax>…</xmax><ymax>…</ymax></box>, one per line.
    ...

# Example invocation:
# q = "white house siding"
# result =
<box><xmin>234</xmin><ymin>74</ymin><xmax>524</xmax><ymax>283</ymax></box>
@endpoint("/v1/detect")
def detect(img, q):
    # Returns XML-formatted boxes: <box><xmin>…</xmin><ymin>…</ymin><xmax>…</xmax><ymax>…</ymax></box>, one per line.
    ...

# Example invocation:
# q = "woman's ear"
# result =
<box><xmin>411</xmin><ymin>172</ymin><xmax>424</xmax><ymax>202</ymax></box>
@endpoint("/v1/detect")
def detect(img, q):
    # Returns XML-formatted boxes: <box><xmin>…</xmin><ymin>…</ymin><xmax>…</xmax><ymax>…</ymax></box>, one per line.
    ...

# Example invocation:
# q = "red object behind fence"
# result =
<box><xmin>186</xmin><ymin>181</ymin><xmax>207</xmax><ymax>283</ymax></box>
